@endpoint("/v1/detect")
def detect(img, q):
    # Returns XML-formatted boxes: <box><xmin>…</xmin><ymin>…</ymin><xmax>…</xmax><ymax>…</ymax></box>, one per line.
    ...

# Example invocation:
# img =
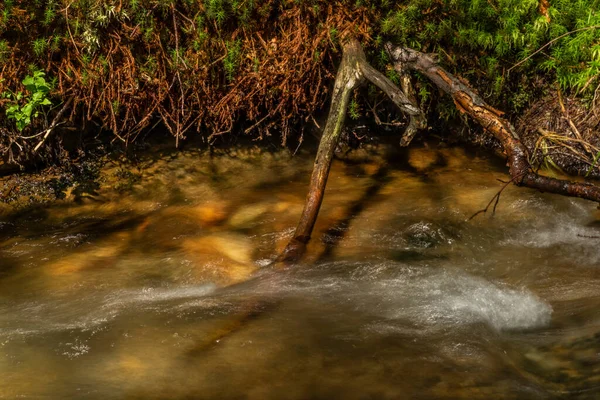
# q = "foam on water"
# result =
<box><xmin>242</xmin><ymin>261</ymin><xmax>554</xmax><ymax>333</ymax></box>
<box><xmin>500</xmin><ymin>206</ymin><xmax>600</xmax><ymax>265</ymax></box>
<box><xmin>372</xmin><ymin>269</ymin><xmax>553</xmax><ymax>331</ymax></box>
<box><xmin>505</xmin><ymin>221</ymin><xmax>599</xmax><ymax>248</ymax></box>
<box><xmin>105</xmin><ymin>284</ymin><xmax>217</xmax><ymax>304</ymax></box>
<box><xmin>0</xmin><ymin>259</ymin><xmax>553</xmax><ymax>341</ymax></box>
<box><xmin>0</xmin><ymin>284</ymin><xmax>217</xmax><ymax>338</ymax></box>
<box><xmin>175</xmin><ymin>261</ymin><xmax>554</xmax><ymax>333</ymax></box>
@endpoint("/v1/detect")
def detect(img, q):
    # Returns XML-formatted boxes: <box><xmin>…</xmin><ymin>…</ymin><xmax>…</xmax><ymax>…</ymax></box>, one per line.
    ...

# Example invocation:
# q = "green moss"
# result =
<box><xmin>224</xmin><ymin>39</ymin><xmax>242</xmax><ymax>82</ymax></box>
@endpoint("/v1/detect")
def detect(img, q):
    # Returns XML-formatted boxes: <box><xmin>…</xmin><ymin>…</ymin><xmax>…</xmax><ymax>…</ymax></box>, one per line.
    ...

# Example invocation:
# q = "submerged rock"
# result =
<box><xmin>188</xmin><ymin>202</ymin><xmax>229</xmax><ymax>227</ymax></box>
<box><xmin>521</xmin><ymin>330</ymin><xmax>600</xmax><ymax>393</ymax></box>
<box><xmin>228</xmin><ymin>203</ymin><xmax>271</xmax><ymax>229</ymax></box>
<box><xmin>181</xmin><ymin>233</ymin><xmax>257</xmax><ymax>285</ymax></box>
<box><xmin>44</xmin><ymin>231</ymin><xmax>131</xmax><ymax>276</ymax></box>
<box><xmin>403</xmin><ymin>221</ymin><xmax>454</xmax><ymax>248</ymax></box>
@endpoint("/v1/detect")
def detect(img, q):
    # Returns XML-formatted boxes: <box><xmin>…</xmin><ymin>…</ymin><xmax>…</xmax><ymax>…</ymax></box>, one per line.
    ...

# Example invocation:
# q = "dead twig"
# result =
<box><xmin>469</xmin><ymin>175</ymin><xmax>522</xmax><ymax>220</ymax></box>
<box><xmin>32</xmin><ymin>97</ymin><xmax>74</xmax><ymax>153</ymax></box>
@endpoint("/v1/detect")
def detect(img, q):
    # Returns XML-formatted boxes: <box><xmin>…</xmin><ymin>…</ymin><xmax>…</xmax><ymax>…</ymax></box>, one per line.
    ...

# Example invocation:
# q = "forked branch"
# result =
<box><xmin>277</xmin><ymin>39</ymin><xmax>425</xmax><ymax>264</ymax></box>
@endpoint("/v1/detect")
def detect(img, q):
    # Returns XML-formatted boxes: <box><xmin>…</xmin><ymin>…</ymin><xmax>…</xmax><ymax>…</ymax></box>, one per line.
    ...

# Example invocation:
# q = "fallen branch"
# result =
<box><xmin>386</xmin><ymin>44</ymin><xmax>600</xmax><ymax>203</ymax></box>
<box><xmin>275</xmin><ymin>40</ymin><xmax>365</xmax><ymax>263</ymax></box>
<box><xmin>398</xmin><ymin>71</ymin><xmax>423</xmax><ymax>146</ymax></box>
<box><xmin>277</xmin><ymin>39</ymin><xmax>424</xmax><ymax>264</ymax></box>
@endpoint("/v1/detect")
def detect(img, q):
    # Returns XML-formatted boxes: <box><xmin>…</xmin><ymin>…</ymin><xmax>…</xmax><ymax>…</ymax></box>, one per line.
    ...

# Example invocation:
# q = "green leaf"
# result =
<box><xmin>16</xmin><ymin>119</ymin><xmax>26</xmax><ymax>131</ymax></box>
<box><xmin>22</xmin><ymin>76</ymin><xmax>34</xmax><ymax>88</ymax></box>
<box><xmin>21</xmin><ymin>103</ymin><xmax>33</xmax><ymax>117</ymax></box>
<box><xmin>6</xmin><ymin>104</ymin><xmax>19</xmax><ymax>117</ymax></box>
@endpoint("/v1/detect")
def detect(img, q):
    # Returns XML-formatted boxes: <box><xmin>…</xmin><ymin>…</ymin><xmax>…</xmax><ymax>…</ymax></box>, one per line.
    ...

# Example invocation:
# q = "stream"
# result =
<box><xmin>1</xmin><ymin>143</ymin><xmax>599</xmax><ymax>399</ymax></box>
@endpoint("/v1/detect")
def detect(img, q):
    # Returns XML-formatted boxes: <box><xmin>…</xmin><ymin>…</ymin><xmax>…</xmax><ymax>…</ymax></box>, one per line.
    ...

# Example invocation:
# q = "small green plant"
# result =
<box><xmin>3</xmin><ymin>71</ymin><xmax>53</xmax><ymax>131</ymax></box>
<box><xmin>223</xmin><ymin>39</ymin><xmax>242</xmax><ymax>82</ymax></box>
<box><xmin>32</xmin><ymin>38</ymin><xmax>47</xmax><ymax>57</ymax></box>
<box><xmin>385</xmin><ymin>68</ymin><xmax>400</xmax><ymax>85</ymax></box>
<box><xmin>585</xmin><ymin>149</ymin><xmax>600</xmax><ymax>177</ymax></box>
<box><xmin>0</xmin><ymin>40</ymin><xmax>9</xmax><ymax>63</ymax></box>
<box><xmin>207</xmin><ymin>0</ymin><xmax>227</xmax><ymax>25</ymax></box>
<box><xmin>43</xmin><ymin>4</ymin><xmax>56</xmax><ymax>26</ymax></box>
<box><xmin>50</xmin><ymin>36</ymin><xmax>61</xmax><ymax>52</ymax></box>
<box><xmin>348</xmin><ymin>99</ymin><xmax>360</xmax><ymax>120</ymax></box>
<box><xmin>329</xmin><ymin>27</ymin><xmax>339</xmax><ymax>45</ymax></box>
<box><xmin>418</xmin><ymin>85</ymin><xmax>431</xmax><ymax>104</ymax></box>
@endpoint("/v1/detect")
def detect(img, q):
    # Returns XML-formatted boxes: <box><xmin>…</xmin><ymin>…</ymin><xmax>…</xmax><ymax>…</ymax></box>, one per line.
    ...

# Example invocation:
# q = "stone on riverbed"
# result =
<box><xmin>188</xmin><ymin>202</ymin><xmax>229</xmax><ymax>227</ymax></box>
<box><xmin>408</xmin><ymin>147</ymin><xmax>441</xmax><ymax>171</ymax></box>
<box><xmin>45</xmin><ymin>231</ymin><xmax>131</xmax><ymax>275</ymax></box>
<box><xmin>181</xmin><ymin>233</ymin><xmax>257</xmax><ymax>285</ymax></box>
<box><xmin>227</xmin><ymin>203</ymin><xmax>271</xmax><ymax>229</ymax></box>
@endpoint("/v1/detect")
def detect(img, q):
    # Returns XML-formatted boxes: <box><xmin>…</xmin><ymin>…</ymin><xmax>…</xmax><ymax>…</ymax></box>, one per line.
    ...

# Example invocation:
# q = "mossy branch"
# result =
<box><xmin>277</xmin><ymin>39</ymin><xmax>424</xmax><ymax>264</ymax></box>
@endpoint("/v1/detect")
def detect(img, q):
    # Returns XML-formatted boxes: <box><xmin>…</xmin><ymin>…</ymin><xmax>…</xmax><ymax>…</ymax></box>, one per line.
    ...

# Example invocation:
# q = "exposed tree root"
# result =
<box><xmin>385</xmin><ymin>44</ymin><xmax>600</xmax><ymax>204</ymax></box>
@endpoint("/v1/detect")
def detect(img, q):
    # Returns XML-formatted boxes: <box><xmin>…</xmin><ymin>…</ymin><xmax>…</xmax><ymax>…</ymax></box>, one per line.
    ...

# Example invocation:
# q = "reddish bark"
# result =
<box><xmin>386</xmin><ymin>44</ymin><xmax>600</xmax><ymax>203</ymax></box>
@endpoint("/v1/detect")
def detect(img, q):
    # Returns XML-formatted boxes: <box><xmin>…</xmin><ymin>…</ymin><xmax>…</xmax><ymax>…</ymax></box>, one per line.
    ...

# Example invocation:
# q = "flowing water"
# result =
<box><xmin>1</xmin><ymin>143</ymin><xmax>600</xmax><ymax>399</ymax></box>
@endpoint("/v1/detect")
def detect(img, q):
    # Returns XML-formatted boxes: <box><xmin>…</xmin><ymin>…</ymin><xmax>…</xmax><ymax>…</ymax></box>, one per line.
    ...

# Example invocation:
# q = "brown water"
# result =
<box><xmin>1</xmin><ymin>144</ymin><xmax>600</xmax><ymax>399</ymax></box>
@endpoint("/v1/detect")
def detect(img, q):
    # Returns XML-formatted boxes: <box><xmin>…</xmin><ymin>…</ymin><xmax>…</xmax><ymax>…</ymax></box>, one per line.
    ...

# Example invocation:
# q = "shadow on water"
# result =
<box><xmin>318</xmin><ymin>157</ymin><xmax>393</xmax><ymax>262</ymax></box>
<box><xmin>317</xmin><ymin>146</ymin><xmax>457</xmax><ymax>263</ymax></box>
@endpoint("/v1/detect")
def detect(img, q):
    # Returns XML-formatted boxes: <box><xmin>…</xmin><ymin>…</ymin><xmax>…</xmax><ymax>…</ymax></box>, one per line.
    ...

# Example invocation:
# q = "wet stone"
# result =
<box><xmin>408</xmin><ymin>147</ymin><xmax>442</xmax><ymax>171</ymax></box>
<box><xmin>180</xmin><ymin>233</ymin><xmax>257</xmax><ymax>285</ymax></box>
<box><xmin>403</xmin><ymin>221</ymin><xmax>454</xmax><ymax>248</ymax></box>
